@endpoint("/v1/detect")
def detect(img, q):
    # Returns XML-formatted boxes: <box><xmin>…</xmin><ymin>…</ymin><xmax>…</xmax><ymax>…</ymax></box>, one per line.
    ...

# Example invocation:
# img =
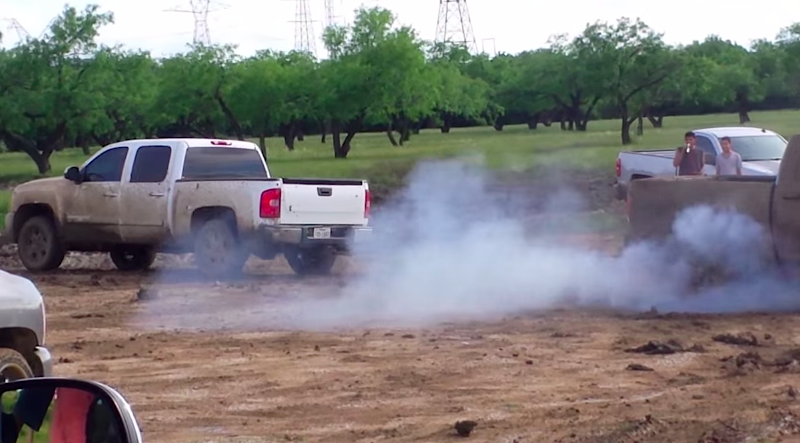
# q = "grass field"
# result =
<box><xmin>0</xmin><ymin>110</ymin><xmax>797</xmax><ymax>229</ymax></box>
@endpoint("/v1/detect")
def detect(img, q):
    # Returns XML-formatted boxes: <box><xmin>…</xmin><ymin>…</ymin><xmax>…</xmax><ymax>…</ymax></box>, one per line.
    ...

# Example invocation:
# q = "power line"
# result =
<box><xmin>435</xmin><ymin>0</ymin><xmax>478</xmax><ymax>53</ymax></box>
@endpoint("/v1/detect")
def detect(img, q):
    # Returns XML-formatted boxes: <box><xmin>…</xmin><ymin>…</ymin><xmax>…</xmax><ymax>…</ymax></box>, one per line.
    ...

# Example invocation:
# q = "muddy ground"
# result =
<box><xmin>3</xmin><ymin>170</ymin><xmax>800</xmax><ymax>443</ymax></box>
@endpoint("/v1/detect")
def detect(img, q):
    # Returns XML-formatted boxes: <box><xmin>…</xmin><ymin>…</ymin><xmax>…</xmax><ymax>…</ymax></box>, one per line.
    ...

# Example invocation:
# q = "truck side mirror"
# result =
<box><xmin>0</xmin><ymin>378</ymin><xmax>143</xmax><ymax>443</ymax></box>
<box><xmin>704</xmin><ymin>155</ymin><xmax>716</xmax><ymax>166</ymax></box>
<box><xmin>64</xmin><ymin>166</ymin><xmax>81</xmax><ymax>183</ymax></box>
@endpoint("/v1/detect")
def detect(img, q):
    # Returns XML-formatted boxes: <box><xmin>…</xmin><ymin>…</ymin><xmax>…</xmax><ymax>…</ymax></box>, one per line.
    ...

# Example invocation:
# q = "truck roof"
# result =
<box><xmin>110</xmin><ymin>138</ymin><xmax>259</xmax><ymax>150</ymax></box>
<box><xmin>695</xmin><ymin>127</ymin><xmax>777</xmax><ymax>138</ymax></box>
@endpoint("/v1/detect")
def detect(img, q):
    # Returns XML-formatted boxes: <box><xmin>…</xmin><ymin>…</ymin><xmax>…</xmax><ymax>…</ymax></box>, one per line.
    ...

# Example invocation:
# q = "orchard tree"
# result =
<box><xmin>574</xmin><ymin>18</ymin><xmax>679</xmax><ymax>144</ymax></box>
<box><xmin>0</xmin><ymin>4</ymin><xmax>113</xmax><ymax>173</ymax></box>
<box><xmin>320</xmin><ymin>6</ymin><xmax>429</xmax><ymax>158</ymax></box>
<box><xmin>87</xmin><ymin>49</ymin><xmax>159</xmax><ymax>145</ymax></box>
<box><xmin>154</xmin><ymin>44</ymin><xmax>240</xmax><ymax>138</ymax></box>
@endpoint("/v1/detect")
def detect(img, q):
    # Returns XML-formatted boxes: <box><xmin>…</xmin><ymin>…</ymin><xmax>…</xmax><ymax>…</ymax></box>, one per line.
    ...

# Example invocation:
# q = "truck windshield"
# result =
<box><xmin>182</xmin><ymin>147</ymin><xmax>268</xmax><ymax>179</ymax></box>
<box><xmin>729</xmin><ymin>135</ymin><xmax>787</xmax><ymax>161</ymax></box>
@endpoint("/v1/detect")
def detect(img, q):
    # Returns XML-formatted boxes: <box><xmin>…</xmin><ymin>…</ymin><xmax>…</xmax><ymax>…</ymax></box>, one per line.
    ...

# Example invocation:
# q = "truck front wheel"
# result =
<box><xmin>17</xmin><ymin>215</ymin><xmax>65</xmax><ymax>272</ymax></box>
<box><xmin>284</xmin><ymin>246</ymin><xmax>336</xmax><ymax>276</ymax></box>
<box><xmin>193</xmin><ymin>219</ymin><xmax>247</xmax><ymax>278</ymax></box>
<box><xmin>0</xmin><ymin>348</ymin><xmax>34</xmax><ymax>382</ymax></box>
<box><xmin>110</xmin><ymin>246</ymin><xmax>156</xmax><ymax>271</ymax></box>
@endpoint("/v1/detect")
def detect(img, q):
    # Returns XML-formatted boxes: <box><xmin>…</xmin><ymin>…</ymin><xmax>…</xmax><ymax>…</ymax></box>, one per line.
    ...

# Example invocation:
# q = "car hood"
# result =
<box><xmin>0</xmin><ymin>270</ymin><xmax>44</xmax><ymax>305</ymax></box>
<box><xmin>13</xmin><ymin>177</ymin><xmax>69</xmax><ymax>195</ymax></box>
<box><xmin>743</xmin><ymin>160</ymin><xmax>781</xmax><ymax>175</ymax></box>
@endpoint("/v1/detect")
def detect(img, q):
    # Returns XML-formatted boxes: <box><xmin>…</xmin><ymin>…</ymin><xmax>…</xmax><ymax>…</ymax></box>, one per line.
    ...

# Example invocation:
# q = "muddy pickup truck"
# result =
<box><xmin>0</xmin><ymin>270</ymin><xmax>52</xmax><ymax>380</ymax></box>
<box><xmin>626</xmin><ymin>133</ymin><xmax>800</xmax><ymax>267</ymax></box>
<box><xmin>614</xmin><ymin>127</ymin><xmax>787</xmax><ymax>200</ymax></box>
<box><xmin>3</xmin><ymin>138</ymin><xmax>372</xmax><ymax>277</ymax></box>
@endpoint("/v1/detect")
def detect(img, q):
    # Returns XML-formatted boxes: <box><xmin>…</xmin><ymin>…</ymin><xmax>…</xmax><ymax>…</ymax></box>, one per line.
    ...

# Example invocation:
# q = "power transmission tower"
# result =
<box><xmin>165</xmin><ymin>0</ymin><xmax>227</xmax><ymax>45</ymax></box>
<box><xmin>293</xmin><ymin>0</ymin><xmax>316</xmax><ymax>55</ymax></box>
<box><xmin>4</xmin><ymin>19</ymin><xmax>30</xmax><ymax>41</ymax></box>
<box><xmin>324</xmin><ymin>0</ymin><xmax>336</xmax><ymax>29</ymax></box>
<box><xmin>3</xmin><ymin>17</ymin><xmax>57</xmax><ymax>44</ymax></box>
<box><xmin>435</xmin><ymin>0</ymin><xmax>477</xmax><ymax>53</ymax></box>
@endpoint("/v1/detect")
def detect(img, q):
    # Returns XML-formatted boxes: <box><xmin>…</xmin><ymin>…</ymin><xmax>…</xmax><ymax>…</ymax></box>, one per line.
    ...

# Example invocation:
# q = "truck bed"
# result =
<box><xmin>627</xmin><ymin>176</ymin><xmax>775</xmax><ymax>243</ymax></box>
<box><xmin>622</xmin><ymin>150</ymin><xmax>674</xmax><ymax>158</ymax></box>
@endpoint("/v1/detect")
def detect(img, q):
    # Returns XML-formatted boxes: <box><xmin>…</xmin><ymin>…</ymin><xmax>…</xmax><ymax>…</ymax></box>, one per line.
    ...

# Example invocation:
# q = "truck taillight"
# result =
<box><xmin>260</xmin><ymin>189</ymin><xmax>281</xmax><ymax>218</ymax></box>
<box><xmin>615</xmin><ymin>158</ymin><xmax>621</xmax><ymax>177</ymax></box>
<box><xmin>364</xmin><ymin>190</ymin><xmax>371</xmax><ymax>218</ymax></box>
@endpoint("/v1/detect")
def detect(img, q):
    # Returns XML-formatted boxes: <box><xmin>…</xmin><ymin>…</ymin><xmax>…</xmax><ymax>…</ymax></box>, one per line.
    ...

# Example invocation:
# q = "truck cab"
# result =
<box><xmin>615</xmin><ymin>127</ymin><xmax>787</xmax><ymax>200</ymax></box>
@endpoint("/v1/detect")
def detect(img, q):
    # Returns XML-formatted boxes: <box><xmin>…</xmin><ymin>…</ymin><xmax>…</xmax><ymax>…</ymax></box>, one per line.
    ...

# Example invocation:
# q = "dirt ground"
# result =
<box><xmin>2</xmin><ymin>170</ymin><xmax>800</xmax><ymax>443</ymax></box>
<box><xmin>3</xmin><ymin>233</ymin><xmax>800</xmax><ymax>443</ymax></box>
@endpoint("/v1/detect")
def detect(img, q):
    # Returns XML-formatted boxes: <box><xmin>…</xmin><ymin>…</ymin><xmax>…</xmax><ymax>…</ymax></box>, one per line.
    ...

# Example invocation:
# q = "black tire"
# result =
<box><xmin>17</xmin><ymin>215</ymin><xmax>65</xmax><ymax>272</ymax></box>
<box><xmin>0</xmin><ymin>348</ymin><xmax>34</xmax><ymax>382</ymax></box>
<box><xmin>110</xmin><ymin>245</ymin><xmax>156</xmax><ymax>271</ymax></box>
<box><xmin>284</xmin><ymin>245</ymin><xmax>336</xmax><ymax>276</ymax></box>
<box><xmin>193</xmin><ymin>219</ymin><xmax>247</xmax><ymax>278</ymax></box>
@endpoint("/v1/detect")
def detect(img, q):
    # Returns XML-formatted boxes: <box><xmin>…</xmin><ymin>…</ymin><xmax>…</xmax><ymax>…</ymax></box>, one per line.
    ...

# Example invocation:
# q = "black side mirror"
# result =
<box><xmin>64</xmin><ymin>167</ymin><xmax>81</xmax><ymax>183</ymax></box>
<box><xmin>705</xmin><ymin>155</ymin><xmax>716</xmax><ymax>166</ymax></box>
<box><xmin>0</xmin><ymin>377</ymin><xmax>142</xmax><ymax>443</ymax></box>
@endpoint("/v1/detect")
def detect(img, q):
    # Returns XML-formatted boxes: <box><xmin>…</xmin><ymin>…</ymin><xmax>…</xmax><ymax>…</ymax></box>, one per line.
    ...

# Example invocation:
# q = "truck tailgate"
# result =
<box><xmin>279</xmin><ymin>178</ymin><xmax>367</xmax><ymax>226</ymax></box>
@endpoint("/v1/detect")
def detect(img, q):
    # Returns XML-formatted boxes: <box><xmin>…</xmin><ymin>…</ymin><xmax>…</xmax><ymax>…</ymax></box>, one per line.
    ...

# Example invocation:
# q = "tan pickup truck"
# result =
<box><xmin>626</xmin><ymin>133</ymin><xmax>800</xmax><ymax>267</ymax></box>
<box><xmin>4</xmin><ymin>138</ymin><xmax>372</xmax><ymax>277</ymax></box>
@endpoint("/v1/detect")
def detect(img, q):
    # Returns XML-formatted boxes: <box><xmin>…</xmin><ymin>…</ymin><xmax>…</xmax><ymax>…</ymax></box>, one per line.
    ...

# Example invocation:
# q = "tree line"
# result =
<box><xmin>1</xmin><ymin>4</ymin><xmax>799</xmax><ymax>172</ymax></box>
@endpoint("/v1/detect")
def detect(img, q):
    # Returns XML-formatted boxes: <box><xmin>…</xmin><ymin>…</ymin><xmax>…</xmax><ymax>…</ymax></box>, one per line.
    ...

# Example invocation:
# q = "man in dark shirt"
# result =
<box><xmin>673</xmin><ymin>131</ymin><xmax>705</xmax><ymax>176</ymax></box>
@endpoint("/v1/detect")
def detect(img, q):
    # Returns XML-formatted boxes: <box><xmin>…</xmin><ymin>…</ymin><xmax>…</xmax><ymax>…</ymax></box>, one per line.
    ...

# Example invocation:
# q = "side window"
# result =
<box><xmin>130</xmin><ymin>146</ymin><xmax>172</xmax><ymax>183</ymax></box>
<box><xmin>83</xmin><ymin>147</ymin><xmax>129</xmax><ymax>182</ymax></box>
<box><xmin>696</xmin><ymin>136</ymin><xmax>716</xmax><ymax>158</ymax></box>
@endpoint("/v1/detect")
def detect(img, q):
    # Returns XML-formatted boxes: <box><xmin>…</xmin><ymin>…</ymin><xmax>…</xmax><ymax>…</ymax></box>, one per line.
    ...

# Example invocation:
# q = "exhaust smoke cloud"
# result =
<box><xmin>135</xmin><ymin>159</ymin><xmax>797</xmax><ymax>331</ymax></box>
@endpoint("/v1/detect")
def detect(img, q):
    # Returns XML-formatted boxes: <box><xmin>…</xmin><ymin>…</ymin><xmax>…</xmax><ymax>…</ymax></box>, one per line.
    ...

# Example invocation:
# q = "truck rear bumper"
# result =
<box><xmin>34</xmin><ymin>346</ymin><xmax>53</xmax><ymax>377</ymax></box>
<box><xmin>614</xmin><ymin>182</ymin><xmax>628</xmax><ymax>200</ymax></box>
<box><xmin>261</xmin><ymin>225</ymin><xmax>372</xmax><ymax>247</ymax></box>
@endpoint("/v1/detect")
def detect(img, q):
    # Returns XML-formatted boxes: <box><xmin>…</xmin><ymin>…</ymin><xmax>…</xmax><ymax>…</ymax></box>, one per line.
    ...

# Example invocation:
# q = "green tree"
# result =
<box><xmin>0</xmin><ymin>4</ymin><xmax>113</xmax><ymax>173</ymax></box>
<box><xmin>574</xmin><ymin>18</ymin><xmax>679</xmax><ymax>144</ymax></box>
<box><xmin>154</xmin><ymin>44</ymin><xmax>238</xmax><ymax>138</ymax></box>
<box><xmin>320</xmin><ymin>6</ymin><xmax>429</xmax><ymax>158</ymax></box>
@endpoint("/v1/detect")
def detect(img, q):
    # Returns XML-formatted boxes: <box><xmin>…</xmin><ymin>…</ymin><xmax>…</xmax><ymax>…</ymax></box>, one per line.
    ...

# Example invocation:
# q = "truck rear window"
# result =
<box><xmin>182</xmin><ymin>147</ymin><xmax>268</xmax><ymax>179</ymax></box>
<box><xmin>730</xmin><ymin>135</ymin><xmax>787</xmax><ymax>161</ymax></box>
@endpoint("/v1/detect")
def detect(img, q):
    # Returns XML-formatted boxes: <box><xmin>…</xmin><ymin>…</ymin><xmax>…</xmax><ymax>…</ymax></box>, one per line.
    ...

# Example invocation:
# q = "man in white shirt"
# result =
<box><xmin>715</xmin><ymin>136</ymin><xmax>742</xmax><ymax>175</ymax></box>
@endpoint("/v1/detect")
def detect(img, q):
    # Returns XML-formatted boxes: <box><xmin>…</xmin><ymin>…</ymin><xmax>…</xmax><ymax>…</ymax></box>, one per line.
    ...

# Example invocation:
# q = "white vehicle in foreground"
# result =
<box><xmin>4</xmin><ymin>138</ymin><xmax>372</xmax><ymax>277</ymax></box>
<box><xmin>614</xmin><ymin>127</ymin><xmax>787</xmax><ymax>200</ymax></box>
<box><xmin>0</xmin><ymin>270</ymin><xmax>52</xmax><ymax>379</ymax></box>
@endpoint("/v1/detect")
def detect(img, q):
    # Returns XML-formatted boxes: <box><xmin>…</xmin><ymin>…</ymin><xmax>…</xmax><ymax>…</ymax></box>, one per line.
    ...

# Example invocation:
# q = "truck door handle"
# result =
<box><xmin>783</xmin><ymin>193</ymin><xmax>800</xmax><ymax>200</ymax></box>
<box><xmin>103</xmin><ymin>192</ymin><xmax>119</xmax><ymax>198</ymax></box>
<box><xmin>317</xmin><ymin>187</ymin><xmax>332</xmax><ymax>197</ymax></box>
<box><xmin>149</xmin><ymin>192</ymin><xmax>165</xmax><ymax>197</ymax></box>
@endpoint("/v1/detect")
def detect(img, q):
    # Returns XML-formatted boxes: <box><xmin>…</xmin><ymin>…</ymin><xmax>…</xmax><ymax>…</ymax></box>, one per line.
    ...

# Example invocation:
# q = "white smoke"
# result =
<box><xmin>259</xmin><ymin>159</ymin><xmax>794</xmax><ymax>330</ymax></box>
<box><xmin>134</xmin><ymin>159</ymin><xmax>797</xmax><ymax>331</ymax></box>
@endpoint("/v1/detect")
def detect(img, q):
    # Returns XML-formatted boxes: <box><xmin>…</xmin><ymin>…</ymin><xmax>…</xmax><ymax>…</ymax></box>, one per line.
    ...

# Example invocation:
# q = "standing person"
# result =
<box><xmin>715</xmin><ymin>136</ymin><xmax>743</xmax><ymax>175</ymax></box>
<box><xmin>673</xmin><ymin>131</ymin><xmax>705</xmax><ymax>176</ymax></box>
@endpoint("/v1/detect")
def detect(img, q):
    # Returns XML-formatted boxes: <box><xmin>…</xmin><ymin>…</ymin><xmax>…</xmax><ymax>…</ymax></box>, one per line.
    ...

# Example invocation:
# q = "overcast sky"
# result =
<box><xmin>2</xmin><ymin>0</ymin><xmax>797</xmax><ymax>57</ymax></box>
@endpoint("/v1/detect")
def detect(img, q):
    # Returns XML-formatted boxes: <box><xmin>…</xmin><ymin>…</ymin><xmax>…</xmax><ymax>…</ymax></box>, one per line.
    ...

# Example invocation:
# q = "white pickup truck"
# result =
<box><xmin>4</xmin><ymin>138</ymin><xmax>371</xmax><ymax>277</ymax></box>
<box><xmin>614</xmin><ymin>127</ymin><xmax>787</xmax><ymax>200</ymax></box>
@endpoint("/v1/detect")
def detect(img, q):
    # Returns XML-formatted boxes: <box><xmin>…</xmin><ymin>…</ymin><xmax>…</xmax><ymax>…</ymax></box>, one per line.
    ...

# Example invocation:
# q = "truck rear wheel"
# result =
<box><xmin>284</xmin><ymin>245</ymin><xmax>336</xmax><ymax>276</ymax></box>
<box><xmin>110</xmin><ymin>246</ymin><xmax>156</xmax><ymax>271</ymax></box>
<box><xmin>17</xmin><ymin>215</ymin><xmax>65</xmax><ymax>272</ymax></box>
<box><xmin>0</xmin><ymin>348</ymin><xmax>34</xmax><ymax>382</ymax></box>
<box><xmin>193</xmin><ymin>219</ymin><xmax>247</xmax><ymax>278</ymax></box>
